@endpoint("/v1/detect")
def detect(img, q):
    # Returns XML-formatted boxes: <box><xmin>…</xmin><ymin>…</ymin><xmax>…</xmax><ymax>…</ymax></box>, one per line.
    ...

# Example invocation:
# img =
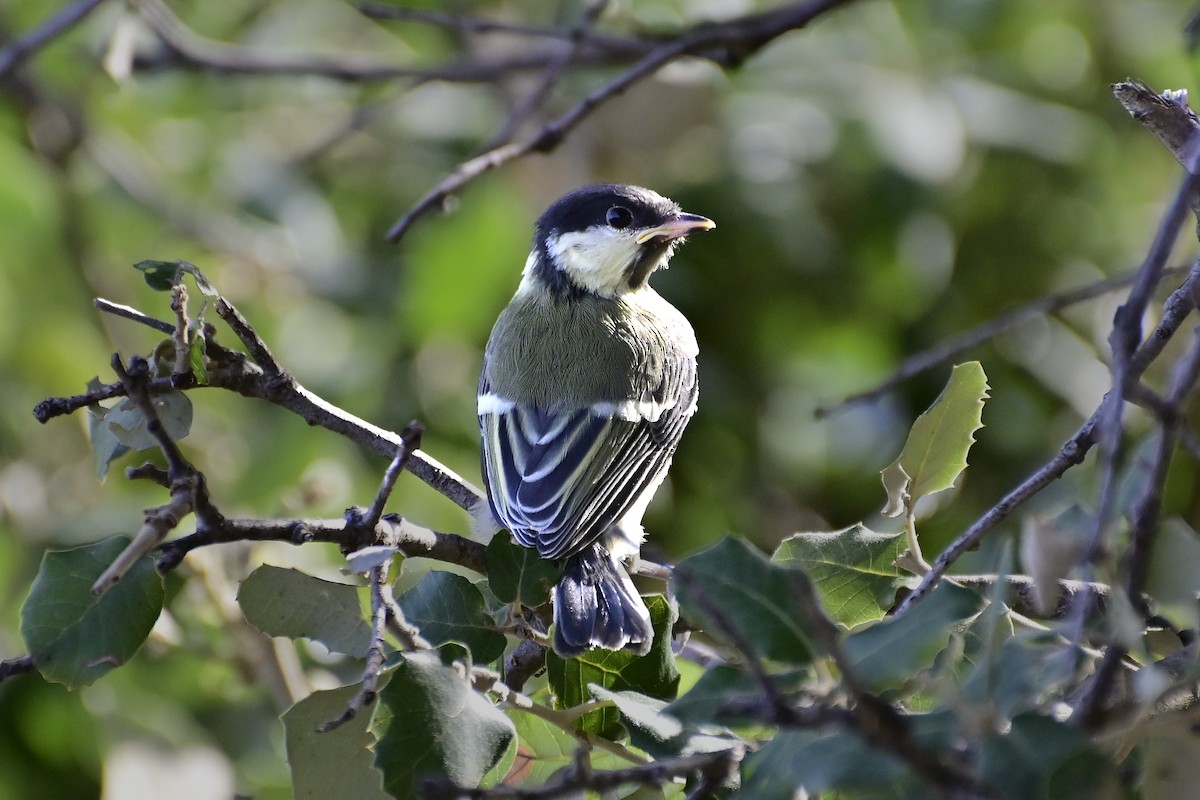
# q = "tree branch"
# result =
<box><xmin>896</xmin><ymin>259</ymin><xmax>1200</xmax><ymax>616</ymax></box>
<box><xmin>384</xmin><ymin>0</ymin><xmax>857</xmax><ymax>242</ymax></box>
<box><xmin>0</xmin><ymin>0</ymin><xmax>108</xmax><ymax>80</ymax></box>
<box><xmin>818</xmin><ymin>266</ymin><xmax>1186</xmax><ymax>417</ymax></box>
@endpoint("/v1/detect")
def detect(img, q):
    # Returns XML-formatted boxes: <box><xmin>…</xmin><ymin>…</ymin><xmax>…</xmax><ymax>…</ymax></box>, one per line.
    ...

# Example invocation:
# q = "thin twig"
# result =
<box><xmin>319</xmin><ymin>561</ymin><xmax>394</xmax><ymax>732</ymax></box>
<box><xmin>94</xmin><ymin>298</ymin><xmax>175</xmax><ymax>334</ymax></box>
<box><xmin>424</xmin><ymin>748</ymin><xmax>741</xmax><ymax>800</ymax></box>
<box><xmin>817</xmin><ymin>266</ymin><xmax>1186</xmax><ymax>417</ymax></box>
<box><xmin>1078</xmin><ymin>328</ymin><xmax>1200</xmax><ymax>728</ymax></box>
<box><xmin>385</xmin><ymin>0</ymin><xmax>856</xmax><ymax>242</ymax></box>
<box><xmin>361</xmin><ymin>421</ymin><xmax>424</xmax><ymax>529</ymax></box>
<box><xmin>357</xmin><ymin>3</ymin><xmax>652</xmax><ymax>53</ymax></box>
<box><xmin>0</xmin><ymin>0</ymin><xmax>109</xmax><ymax>79</ymax></box>
<box><xmin>91</xmin><ymin>355</ymin><xmax>199</xmax><ymax>594</ymax></box>
<box><xmin>0</xmin><ymin>655</ymin><xmax>36</xmax><ymax>684</ymax></box>
<box><xmin>134</xmin><ymin>0</ymin><xmax>634</xmax><ymax>83</ymax></box>
<box><xmin>480</xmin><ymin>0</ymin><xmax>610</xmax><ymax>152</ymax></box>
<box><xmin>156</xmin><ymin>514</ymin><xmax>487</xmax><ymax>575</ymax></box>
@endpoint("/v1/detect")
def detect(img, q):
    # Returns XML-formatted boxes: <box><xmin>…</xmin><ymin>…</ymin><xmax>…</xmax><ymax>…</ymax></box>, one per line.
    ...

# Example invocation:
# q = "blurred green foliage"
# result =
<box><xmin>2</xmin><ymin>0</ymin><xmax>1200</xmax><ymax>796</ymax></box>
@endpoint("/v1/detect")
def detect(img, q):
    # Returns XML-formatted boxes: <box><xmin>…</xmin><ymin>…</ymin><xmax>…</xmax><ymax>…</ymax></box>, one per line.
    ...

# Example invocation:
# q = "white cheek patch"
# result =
<box><xmin>548</xmin><ymin>228</ymin><xmax>641</xmax><ymax>296</ymax></box>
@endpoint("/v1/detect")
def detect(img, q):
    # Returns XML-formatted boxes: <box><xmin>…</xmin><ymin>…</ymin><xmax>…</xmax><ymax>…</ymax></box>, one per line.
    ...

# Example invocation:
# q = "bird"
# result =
<box><xmin>478</xmin><ymin>183</ymin><xmax>714</xmax><ymax>657</ymax></box>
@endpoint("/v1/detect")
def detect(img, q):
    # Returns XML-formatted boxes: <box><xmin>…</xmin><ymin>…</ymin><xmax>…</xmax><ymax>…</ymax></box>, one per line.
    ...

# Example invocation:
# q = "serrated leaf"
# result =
<box><xmin>546</xmin><ymin>595</ymin><xmax>678</xmax><ymax>739</ymax></box>
<box><xmin>373</xmin><ymin>649</ymin><xmax>514</xmax><ymax>798</ymax></box>
<box><xmin>484</xmin><ymin>532</ymin><xmax>562</xmax><ymax>607</ymax></box>
<box><xmin>20</xmin><ymin>536</ymin><xmax>165</xmax><ymax>688</ymax></box>
<box><xmin>397</xmin><ymin>571</ymin><xmax>507</xmax><ymax>664</ymax></box>
<box><xmin>1145</xmin><ymin>518</ymin><xmax>1200</xmax><ymax>632</ymax></box>
<box><xmin>843</xmin><ymin>581</ymin><xmax>984</xmax><ymax>691</ymax></box>
<box><xmin>773</xmin><ymin>526</ymin><xmax>906</xmax><ymax>627</ymax></box>
<box><xmin>283</xmin><ymin>682</ymin><xmax>390</xmax><ymax>800</ymax></box>
<box><xmin>674</xmin><ymin>537</ymin><xmax>814</xmax><ymax>664</ymax></box>
<box><xmin>740</xmin><ymin>729</ymin><xmax>909</xmax><ymax>799</ymax></box>
<box><xmin>979</xmin><ymin>714</ymin><xmax>1118</xmax><ymax>800</ymax></box>
<box><xmin>105</xmin><ymin>391</ymin><xmax>193</xmax><ymax>451</ymax></box>
<box><xmin>133</xmin><ymin>259</ymin><xmax>181</xmax><ymax>291</ymax></box>
<box><xmin>237</xmin><ymin>566</ymin><xmax>373</xmax><ymax>657</ymax></box>
<box><xmin>882</xmin><ymin>361</ymin><xmax>989</xmax><ymax>516</ymax></box>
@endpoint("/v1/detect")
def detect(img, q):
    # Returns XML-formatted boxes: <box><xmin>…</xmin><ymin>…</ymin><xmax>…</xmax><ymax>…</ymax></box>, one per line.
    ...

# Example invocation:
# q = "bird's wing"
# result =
<box><xmin>480</xmin><ymin>370</ymin><xmax>695</xmax><ymax>561</ymax></box>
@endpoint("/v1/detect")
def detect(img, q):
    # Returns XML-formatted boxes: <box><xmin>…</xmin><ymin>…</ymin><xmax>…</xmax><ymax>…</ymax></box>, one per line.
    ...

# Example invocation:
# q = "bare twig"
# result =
<box><xmin>0</xmin><ymin>0</ymin><xmax>108</xmax><ymax>80</ymax></box>
<box><xmin>0</xmin><ymin>655</ymin><xmax>36</xmax><ymax>684</ymax></box>
<box><xmin>319</xmin><ymin>561</ymin><xmax>394</xmax><ymax>732</ymax></box>
<box><xmin>385</xmin><ymin>0</ymin><xmax>856</xmax><ymax>242</ymax></box>
<box><xmin>1077</xmin><ymin>328</ymin><xmax>1200</xmax><ymax>728</ymax></box>
<box><xmin>379</xmin><ymin>574</ymin><xmax>432</xmax><ymax>653</ymax></box>
<box><xmin>360</xmin><ymin>422</ymin><xmax>425</xmax><ymax>530</ymax></box>
<box><xmin>133</xmin><ymin>0</ymin><xmax>635</xmax><ymax>83</ymax></box>
<box><xmin>423</xmin><ymin>748</ymin><xmax>742</xmax><ymax>800</ymax></box>
<box><xmin>155</xmin><ymin>514</ymin><xmax>487</xmax><ymax>576</ymax></box>
<box><xmin>38</xmin><ymin>293</ymin><xmax>489</xmax><ymax>515</ymax></box>
<box><xmin>91</xmin><ymin>354</ymin><xmax>203</xmax><ymax>595</ymax></box>
<box><xmin>94</xmin><ymin>298</ymin><xmax>175</xmax><ymax>335</ymax></box>
<box><xmin>502</xmin><ymin>638</ymin><xmax>547</xmax><ymax>692</ymax></box>
<box><xmin>480</xmin><ymin>0</ymin><xmax>610</xmax><ymax>152</ymax></box>
<box><xmin>357</xmin><ymin>3</ymin><xmax>654</xmax><ymax>55</ymax></box>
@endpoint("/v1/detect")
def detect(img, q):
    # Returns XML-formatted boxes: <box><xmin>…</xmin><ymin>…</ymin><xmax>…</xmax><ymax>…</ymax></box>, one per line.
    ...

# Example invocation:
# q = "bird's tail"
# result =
<box><xmin>554</xmin><ymin>543</ymin><xmax>653</xmax><ymax>657</ymax></box>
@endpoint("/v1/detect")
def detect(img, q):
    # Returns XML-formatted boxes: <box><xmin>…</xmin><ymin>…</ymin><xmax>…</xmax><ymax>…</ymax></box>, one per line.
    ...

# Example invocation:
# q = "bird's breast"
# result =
<box><xmin>482</xmin><ymin>291</ymin><xmax>696</xmax><ymax>411</ymax></box>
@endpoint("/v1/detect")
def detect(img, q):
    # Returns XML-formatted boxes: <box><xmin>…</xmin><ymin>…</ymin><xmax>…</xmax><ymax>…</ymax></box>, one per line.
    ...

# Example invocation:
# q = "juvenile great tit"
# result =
<box><xmin>478</xmin><ymin>183</ymin><xmax>714</xmax><ymax>657</ymax></box>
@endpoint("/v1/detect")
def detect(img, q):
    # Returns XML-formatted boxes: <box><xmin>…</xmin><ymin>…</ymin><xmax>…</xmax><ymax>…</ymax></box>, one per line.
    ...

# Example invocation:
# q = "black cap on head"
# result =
<box><xmin>535</xmin><ymin>184</ymin><xmax>680</xmax><ymax>241</ymax></box>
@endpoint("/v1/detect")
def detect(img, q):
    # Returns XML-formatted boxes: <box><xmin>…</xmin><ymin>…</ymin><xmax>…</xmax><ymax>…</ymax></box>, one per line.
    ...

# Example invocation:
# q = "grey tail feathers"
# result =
<box><xmin>553</xmin><ymin>543</ymin><xmax>653</xmax><ymax>657</ymax></box>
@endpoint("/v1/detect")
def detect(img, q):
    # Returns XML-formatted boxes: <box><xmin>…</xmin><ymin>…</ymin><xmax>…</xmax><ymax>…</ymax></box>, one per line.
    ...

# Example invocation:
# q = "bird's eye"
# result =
<box><xmin>606</xmin><ymin>206</ymin><xmax>634</xmax><ymax>229</ymax></box>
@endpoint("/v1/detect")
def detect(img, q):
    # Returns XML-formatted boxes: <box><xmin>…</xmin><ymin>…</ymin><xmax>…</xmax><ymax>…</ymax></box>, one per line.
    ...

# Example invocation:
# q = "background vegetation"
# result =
<box><xmin>3</xmin><ymin>0</ymin><xmax>1200</xmax><ymax>798</ymax></box>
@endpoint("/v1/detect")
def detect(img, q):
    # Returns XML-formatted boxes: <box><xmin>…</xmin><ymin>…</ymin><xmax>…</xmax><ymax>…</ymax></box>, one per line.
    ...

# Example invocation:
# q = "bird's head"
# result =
<box><xmin>523</xmin><ymin>184</ymin><xmax>714</xmax><ymax>299</ymax></box>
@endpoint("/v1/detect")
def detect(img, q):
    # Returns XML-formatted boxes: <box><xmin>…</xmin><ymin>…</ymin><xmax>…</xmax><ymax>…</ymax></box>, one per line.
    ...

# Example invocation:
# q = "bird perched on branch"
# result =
<box><xmin>479</xmin><ymin>184</ymin><xmax>714</xmax><ymax>657</ymax></box>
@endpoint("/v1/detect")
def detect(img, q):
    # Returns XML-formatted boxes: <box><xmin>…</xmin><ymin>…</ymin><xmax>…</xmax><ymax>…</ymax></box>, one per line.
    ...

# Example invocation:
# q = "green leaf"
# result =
<box><xmin>503</xmin><ymin>709</ymin><xmax>640</xmax><ymax>789</ymax></box>
<box><xmin>133</xmin><ymin>259</ymin><xmax>181</xmax><ymax>291</ymax></box>
<box><xmin>546</xmin><ymin>595</ymin><xmax>678</xmax><ymax>739</ymax></box>
<box><xmin>881</xmin><ymin>361</ymin><xmax>989</xmax><ymax>516</ymax></box>
<box><xmin>20</xmin><ymin>536</ymin><xmax>165</xmax><ymax>688</ymax></box>
<box><xmin>374</xmin><ymin>649</ymin><xmax>515</xmax><ymax>798</ymax></box>
<box><xmin>187</xmin><ymin>325</ymin><xmax>208</xmax><ymax>384</ymax></box>
<box><xmin>589</xmin><ymin>686</ymin><xmax>737</xmax><ymax>759</ymax></box>
<box><xmin>105</xmin><ymin>391</ymin><xmax>193</xmax><ymax>451</ymax></box>
<box><xmin>177</xmin><ymin>260</ymin><xmax>220</xmax><ymax>298</ymax></box>
<box><xmin>237</xmin><ymin>566</ymin><xmax>373</xmax><ymax>657</ymax></box>
<box><xmin>740</xmin><ymin>729</ymin><xmax>909</xmax><ymax>799</ymax></box>
<box><xmin>773</xmin><ymin>525</ymin><xmax>906</xmax><ymax>627</ymax></box>
<box><xmin>979</xmin><ymin>714</ymin><xmax>1118</xmax><ymax>800</ymax></box>
<box><xmin>1145</xmin><ymin>518</ymin><xmax>1200</xmax><ymax>632</ymax></box>
<box><xmin>843</xmin><ymin>581</ymin><xmax>984</xmax><ymax>691</ymax></box>
<box><xmin>665</xmin><ymin>665</ymin><xmax>762</xmax><ymax>726</ymax></box>
<box><xmin>85</xmin><ymin>378</ymin><xmax>129</xmax><ymax>480</ymax></box>
<box><xmin>674</xmin><ymin>537</ymin><xmax>814</xmax><ymax>664</ymax></box>
<box><xmin>484</xmin><ymin>532</ymin><xmax>562</xmax><ymax>607</ymax></box>
<box><xmin>396</xmin><ymin>571</ymin><xmax>507</xmax><ymax>664</ymax></box>
<box><xmin>283</xmin><ymin>683</ymin><xmax>390</xmax><ymax>800</ymax></box>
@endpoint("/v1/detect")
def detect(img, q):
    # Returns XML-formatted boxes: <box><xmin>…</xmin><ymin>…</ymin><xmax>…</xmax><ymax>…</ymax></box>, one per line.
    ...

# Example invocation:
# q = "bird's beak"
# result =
<box><xmin>635</xmin><ymin>213</ymin><xmax>716</xmax><ymax>245</ymax></box>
